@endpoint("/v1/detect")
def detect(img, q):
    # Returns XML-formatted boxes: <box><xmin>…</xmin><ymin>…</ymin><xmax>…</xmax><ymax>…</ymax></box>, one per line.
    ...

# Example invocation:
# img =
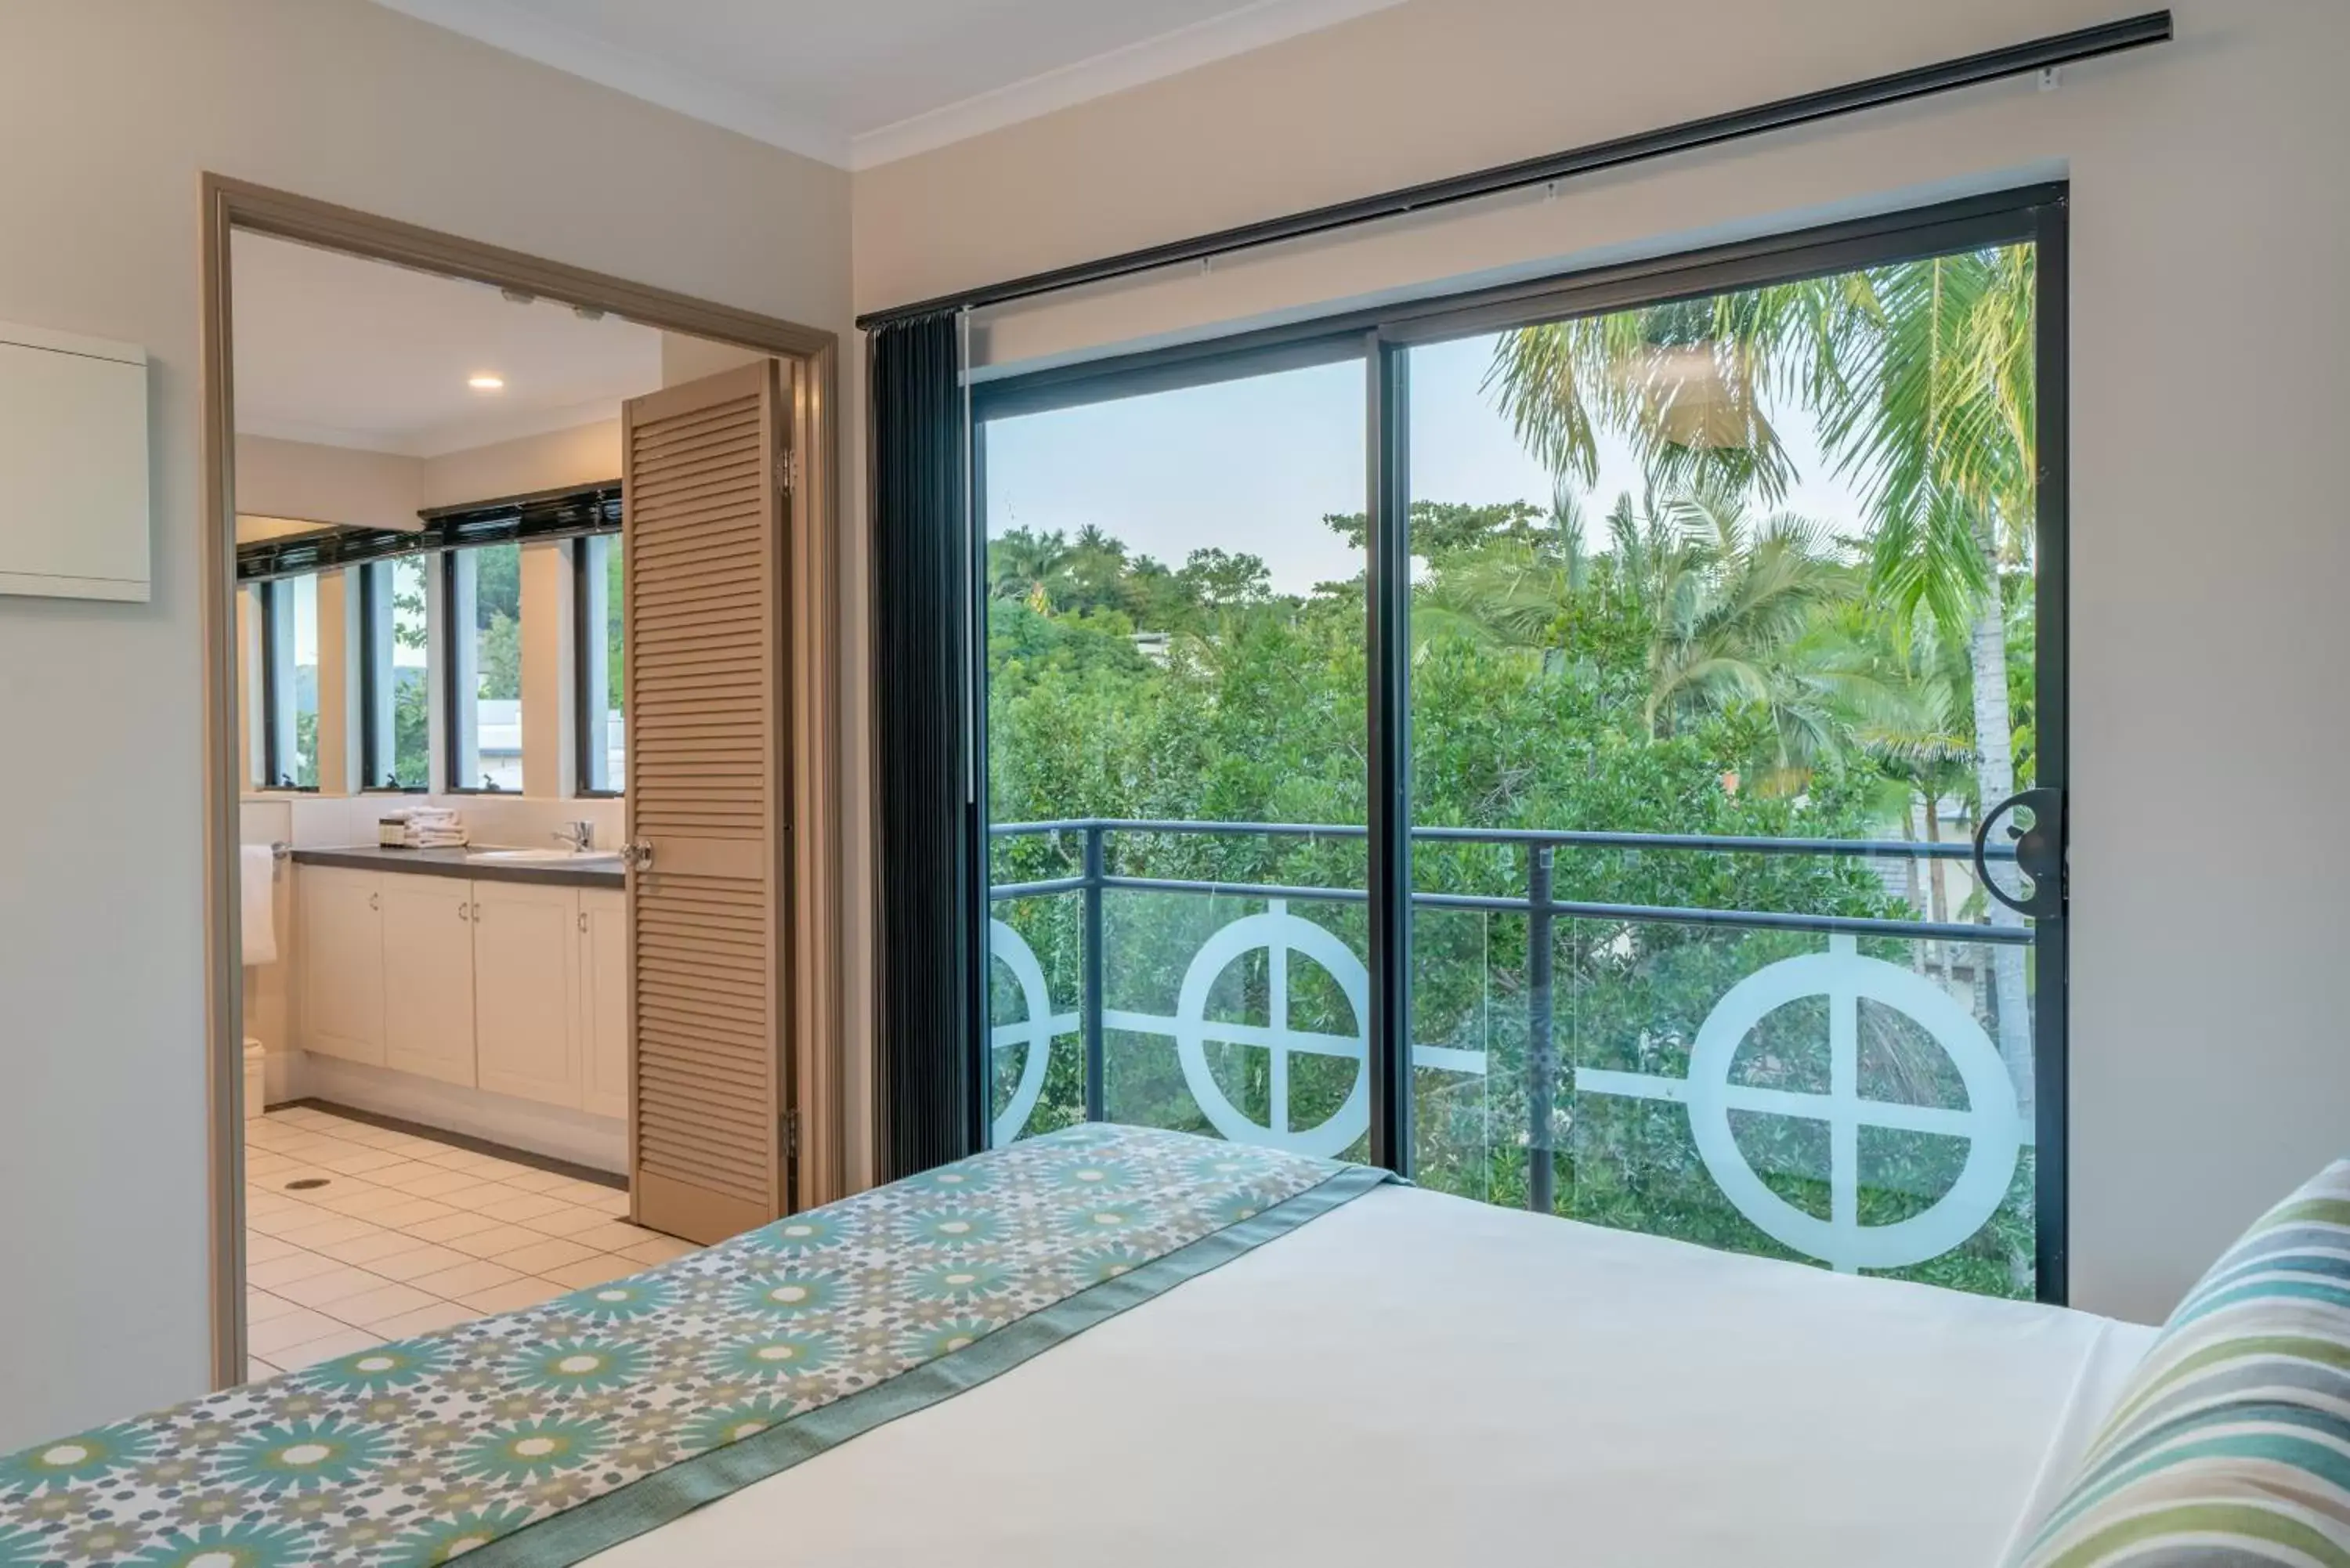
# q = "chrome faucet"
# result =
<box><xmin>554</xmin><ymin>820</ymin><xmax>595</xmax><ymax>853</ymax></box>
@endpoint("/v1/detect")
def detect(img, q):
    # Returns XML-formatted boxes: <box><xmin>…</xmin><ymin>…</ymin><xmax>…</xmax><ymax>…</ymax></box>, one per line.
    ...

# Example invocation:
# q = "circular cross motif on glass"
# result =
<box><xmin>987</xmin><ymin>919</ymin><xmax>1063</xmax><ymax>1145</ymax></box>
<box><xmin>1672</xmin><ymin>936</ymin><xmax>2023</xmax><ymax>1273</ymax></box>
<box><xmin>1172</xmin><ymin>901</ymin><xmax>1369</xmax><ymax>1159</ymax></box>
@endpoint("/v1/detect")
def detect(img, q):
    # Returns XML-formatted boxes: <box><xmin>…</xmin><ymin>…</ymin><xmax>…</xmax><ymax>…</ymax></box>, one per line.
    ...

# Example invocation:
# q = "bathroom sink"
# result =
<box><xmin>463</xmin><ymin>847</ymin><xmax>622</xmax><ymax>865</ymax></box>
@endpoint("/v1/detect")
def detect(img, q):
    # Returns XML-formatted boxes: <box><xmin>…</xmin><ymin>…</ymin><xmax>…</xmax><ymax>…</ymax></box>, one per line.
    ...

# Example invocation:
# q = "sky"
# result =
<box><xmin>982</xmin><ymin>332</ymin><xmax>1874</xmax><ymax>597</ymax></box>
<box><xmin>288</xmin><ymin>572</ymin><xmax>318</xmax><ymax>669</ymax></box>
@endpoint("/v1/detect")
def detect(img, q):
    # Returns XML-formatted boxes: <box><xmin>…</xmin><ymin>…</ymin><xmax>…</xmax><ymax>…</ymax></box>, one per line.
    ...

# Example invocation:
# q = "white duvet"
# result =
<box><xmin>589</xmin><ymin>1184</ymin><xmax>2152</xmax><ymax>1566</ymax></box>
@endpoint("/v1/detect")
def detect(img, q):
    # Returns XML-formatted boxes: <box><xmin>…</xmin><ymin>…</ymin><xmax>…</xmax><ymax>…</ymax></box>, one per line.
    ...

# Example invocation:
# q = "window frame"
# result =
<box><xmin>965</xmin><ymin>184</ymin><xmax>2074</xmax><ymax>1301</ymax></box>
<box><xmin>573</xmin><ymin>530</ymin><xmax>624</xmax><ymax>799</ymax></box>
<box><xmin>254</xmin><ymin>574</ymin><xmax>319</xmax><ymax>793</ymax></box>
<box><xmin>233</xmin><ymin>483</ymin><xmax>624</xmax><ymax>801</ymax></box>
<box><xmin>356</xmin><ymin>556</ymin><xmax>432</xmax><ymax>793</ymax></box>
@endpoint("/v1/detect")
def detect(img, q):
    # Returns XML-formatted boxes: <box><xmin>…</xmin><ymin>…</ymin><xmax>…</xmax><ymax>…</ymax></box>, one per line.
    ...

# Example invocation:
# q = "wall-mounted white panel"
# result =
<box><xmin>0</xmin><ymin>321</ymin><xmax>150</xmax><ymax>602</ymax></box>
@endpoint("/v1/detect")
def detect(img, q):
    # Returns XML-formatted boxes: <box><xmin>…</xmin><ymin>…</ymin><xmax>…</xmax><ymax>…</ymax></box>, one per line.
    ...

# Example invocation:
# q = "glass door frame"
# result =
<box><xmin>965</xmin><ymin>183</ymin><xmax>2072</xmax><ymax>1302</ymax></box>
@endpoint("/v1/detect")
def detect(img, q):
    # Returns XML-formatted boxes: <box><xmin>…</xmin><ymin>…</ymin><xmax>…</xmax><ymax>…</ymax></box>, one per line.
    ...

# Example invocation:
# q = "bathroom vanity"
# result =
<box><xmin>287</xmin><ymin>847</ymin><xmax>628</xmax><ymax>1169</ymax></box>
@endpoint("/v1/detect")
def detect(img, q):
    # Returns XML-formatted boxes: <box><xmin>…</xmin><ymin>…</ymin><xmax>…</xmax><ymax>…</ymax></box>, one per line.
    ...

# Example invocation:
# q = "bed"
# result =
<box><xmin>0</xmin><ymin>1125</ymin><xmax>2156</xmax><ymax>1567</ymax></box>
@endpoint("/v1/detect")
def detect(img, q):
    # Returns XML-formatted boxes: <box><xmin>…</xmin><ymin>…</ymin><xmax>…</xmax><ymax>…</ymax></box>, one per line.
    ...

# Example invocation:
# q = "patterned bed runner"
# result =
<box><xmin>0</xmin><ymin>1125</ymin><xmax>1389</xmax><ymax>1567</ymax></box>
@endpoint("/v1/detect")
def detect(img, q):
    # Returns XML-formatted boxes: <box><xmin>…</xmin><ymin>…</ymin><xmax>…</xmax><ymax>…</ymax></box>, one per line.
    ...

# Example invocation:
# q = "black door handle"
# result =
<box><xmin>1973</xmin><ymin>788</ymin><xmax>2064</xmax><ymax>919</ymax></box>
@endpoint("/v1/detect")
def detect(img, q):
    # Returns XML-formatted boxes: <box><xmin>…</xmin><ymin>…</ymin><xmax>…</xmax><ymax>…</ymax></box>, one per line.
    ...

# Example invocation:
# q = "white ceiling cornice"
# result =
<box><xmin>371</xmin><ymin>0</ymin><xmax>1405</xmax><ymax>172</ymax></box>
<box><xmin>844</xmin><ymin>0</ymin><xmax>1405</xmax><ymax>169</ymax></box>
<box><xmin>370</xmin><ymin>0</ymin><xmax>853</xmax><ymax>166</ymax></box>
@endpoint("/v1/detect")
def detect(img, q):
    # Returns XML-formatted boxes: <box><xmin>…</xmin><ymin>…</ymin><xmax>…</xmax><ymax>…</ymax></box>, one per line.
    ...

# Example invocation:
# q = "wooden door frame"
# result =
<box><xmin>198</xmin><ymin>174</ymin><xmax>846</xmax><ymax>1389</ymax></box>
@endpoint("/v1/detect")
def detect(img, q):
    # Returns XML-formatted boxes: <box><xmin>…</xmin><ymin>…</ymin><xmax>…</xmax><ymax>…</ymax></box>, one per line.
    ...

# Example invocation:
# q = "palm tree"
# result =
<box><xmin>1416</xmin><ymin>483</ymin><xmax>1853</xmax><ymax>786</ymax></box>
<box><xmin>1626</xmin><ymin>486</ymin><xmax>1855</xmax><ymax>784</ymax></box>
<box><xmin>988</xmin><ymin>527</ymin><xmax>1074</xmax><ymax>609</ymax></box>
<box><xmin>1061</xmin><ymin>525</ymin><xmax>1130</xmax><ymax>616</ymax></box>
<box><xmin>1485</xmin><ymin>245</ymin><xmax>2041</xmax><ymax>1114</ymax></box>
<box><xmin>1817</xmin><ymin>247</ymin><xmax>2037</xmax><ymax>1113</ymax></box>
<box><xmin>1799</xmin><ymin>600</ymin><xmax>1977</xmax><ymax>968</ymax></box>
<box><xmin>1487</xmin><ymin>276</ymin><xmax>1878</xmax><ymax>504</ymax></box>
<box><xmin>1408</xmin><ymin>482</ymin><xmax>1590</xmax><ymax>659</ymax></box>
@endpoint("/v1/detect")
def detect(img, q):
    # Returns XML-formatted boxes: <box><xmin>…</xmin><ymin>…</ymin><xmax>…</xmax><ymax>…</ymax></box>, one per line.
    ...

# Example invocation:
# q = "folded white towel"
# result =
<box><xmin>400</xmin><ymin>806</ymin><xmax>469</xmax><ymax>848</ymax></box>
<box><xmin>240</xmin><ymin>844</ymin><xmax>278</xmax><ymax>966</ymax></box>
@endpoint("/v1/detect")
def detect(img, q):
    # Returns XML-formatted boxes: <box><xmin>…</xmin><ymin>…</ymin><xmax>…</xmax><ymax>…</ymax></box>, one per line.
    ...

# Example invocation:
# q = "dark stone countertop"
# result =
<box><xmin>289</xmin><ymin>844</ymin><xmax>625</xmax><ymax>890</ymax></box>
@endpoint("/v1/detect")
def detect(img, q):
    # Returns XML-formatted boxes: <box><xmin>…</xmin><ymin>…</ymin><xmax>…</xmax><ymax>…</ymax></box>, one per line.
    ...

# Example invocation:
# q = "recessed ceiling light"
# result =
<box><xmin>468</xmin><ymin>374</ymin><xmax>504</xmax><ymax>391</ymax></box>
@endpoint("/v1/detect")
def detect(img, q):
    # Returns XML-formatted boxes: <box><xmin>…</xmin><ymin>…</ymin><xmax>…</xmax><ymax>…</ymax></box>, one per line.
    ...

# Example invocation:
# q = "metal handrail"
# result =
<box><xmin>990</xmin><ymin>815</ymin><xmax>2013</xmax><ymax>862</ymax></box>
<box><xmin>989</xmin><ymin>818</ymin><xmax>2030</xmax><ymax>945</ymax></box>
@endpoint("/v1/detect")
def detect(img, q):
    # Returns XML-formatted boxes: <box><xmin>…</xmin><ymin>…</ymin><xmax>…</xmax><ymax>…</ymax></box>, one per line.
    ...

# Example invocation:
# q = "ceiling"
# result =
<box><xmin>371</xmin><ymin>0</ymin><xmax>1403</xmax><ymax>168</ymax></box>
<box><xmin>231</xmin><ymin>230</ymin><xmax>664</xmax><ymax>458</ymax></box>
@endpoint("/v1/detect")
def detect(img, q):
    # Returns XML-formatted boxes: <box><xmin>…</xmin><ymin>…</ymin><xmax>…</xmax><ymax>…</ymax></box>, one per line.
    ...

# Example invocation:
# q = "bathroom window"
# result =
<box><xmin>360</xmin><ymin>555</ymin><xmax>433</xmax><ymax>791</ymax></box>
<box><xmin>259</xmin><ymin>573</ymin><xmax>320</xmax><ymax>790</ymax></box>
<box><xmin>446</xmin><ymin>542</ymin><xmax>524</xmax><ymax>792</ymax></box>
<box><xmin>575</xmin><ymin>533</ymin><xmax>625</xmax><ymax>794</ymax></box>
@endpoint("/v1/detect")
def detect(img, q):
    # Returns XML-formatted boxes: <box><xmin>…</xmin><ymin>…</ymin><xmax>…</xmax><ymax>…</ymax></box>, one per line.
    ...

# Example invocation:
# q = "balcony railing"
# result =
<box><xmin>987</xmin><ymin>817</ymin><xmax>2037</xmax><ymax>1299</ymax></box>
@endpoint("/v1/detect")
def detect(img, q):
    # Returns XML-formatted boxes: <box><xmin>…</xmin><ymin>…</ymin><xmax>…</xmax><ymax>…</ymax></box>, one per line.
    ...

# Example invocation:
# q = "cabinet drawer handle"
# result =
<box><xmin>459</xmin><ymin>901</ymin><xmax>471</xmax><ymax>922</ymax></box>
<box><xmin>578</xmin><ymin>911</ymin><xmax>588</xmax><ymax>933</ymax></box>
<box><xmin>369</xmin><ymin>891</ymin><xmax>379</xmax><ymax>911</ymax></box>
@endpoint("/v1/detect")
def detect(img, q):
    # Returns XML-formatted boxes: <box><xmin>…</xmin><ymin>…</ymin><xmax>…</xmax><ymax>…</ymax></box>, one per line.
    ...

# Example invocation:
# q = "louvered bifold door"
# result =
<box><xmin>622</xmin><ymin>360</ymin><xmax>792</xmax><ymax>1245</ymax></box>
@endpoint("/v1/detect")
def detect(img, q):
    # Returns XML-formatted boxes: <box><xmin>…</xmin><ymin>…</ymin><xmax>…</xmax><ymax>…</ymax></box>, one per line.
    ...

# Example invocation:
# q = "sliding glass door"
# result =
<box><xmin>980</xmin><ymin>352</ymin><xmax>1370</xmax><ymax>1156</ymax></box>
<box><xmin>1404</xmin><ymin>237</ymin><xmax>2053</xmax><ymax>1299</ymax></box>
<box><xmin>972</xmin><ymin>190</ymin><xmax>2068</xmax><ymax>1302</ymax></box>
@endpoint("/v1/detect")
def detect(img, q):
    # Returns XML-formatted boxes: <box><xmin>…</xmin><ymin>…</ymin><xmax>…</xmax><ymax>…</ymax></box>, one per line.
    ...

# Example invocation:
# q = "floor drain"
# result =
<box><xmin>284</xmin><ymin>1177</ymin><xmax>330</xmax><ymax>1190</ymax></box>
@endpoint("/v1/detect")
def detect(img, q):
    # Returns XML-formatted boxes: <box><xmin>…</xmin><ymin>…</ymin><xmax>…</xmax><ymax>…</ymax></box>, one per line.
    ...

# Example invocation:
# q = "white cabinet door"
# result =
<box><xmin>578</xmin><ymin>889</ymin><xmax>630</xmax><ymax>1120</ymax></box>
<box><xmin>299</xmin><ymin>867</ymin><xmax>385</xmax><ymax>1064</ymax></box>
<box><xmin>0</xmin><ymin>328</ymin><xmax>150</xmax><ymax>602</ymax></box>
<box><xmin>381</xmin><ymin>876</ymin><xmax>478</xmax><ymax>1087</ymax></box>
<box><xmin>474</xmin><ymin>881</ymin><xmax>581</xmax><ymax>1108</ymax></box>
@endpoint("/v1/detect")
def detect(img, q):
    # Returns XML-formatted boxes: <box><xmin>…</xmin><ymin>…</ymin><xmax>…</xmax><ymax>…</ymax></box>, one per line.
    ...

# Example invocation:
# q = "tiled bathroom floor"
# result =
<box><xmin>243</xmin><ymin>1105</ymin><xmax>693</xmax><ymax>1382</ymax></box>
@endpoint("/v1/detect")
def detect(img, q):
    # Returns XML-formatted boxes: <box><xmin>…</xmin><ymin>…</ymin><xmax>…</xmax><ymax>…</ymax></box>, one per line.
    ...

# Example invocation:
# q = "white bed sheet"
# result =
<box><xmin>588</xmin><ymin>1184</ymin><xmax>2153</xmax><ymax>1567</ymax></box>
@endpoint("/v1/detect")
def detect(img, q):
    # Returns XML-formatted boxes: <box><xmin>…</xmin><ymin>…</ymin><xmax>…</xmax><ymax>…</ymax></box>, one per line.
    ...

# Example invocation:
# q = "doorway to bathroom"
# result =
<box><xmin>199</xmin><ymin>178</ymin><xmax>846</xmax><ymax>1390</ymax></box>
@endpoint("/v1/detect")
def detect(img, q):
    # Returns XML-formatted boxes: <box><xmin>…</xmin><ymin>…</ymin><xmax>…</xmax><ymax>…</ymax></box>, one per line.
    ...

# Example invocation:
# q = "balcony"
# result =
<box><xmin>988</xmin><ymin>818</ymin><xmax>2037</xmax><ymax>1299</ymax></box>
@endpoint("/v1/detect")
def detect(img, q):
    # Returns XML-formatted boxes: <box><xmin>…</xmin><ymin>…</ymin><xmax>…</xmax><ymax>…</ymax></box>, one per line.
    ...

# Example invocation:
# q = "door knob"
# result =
<box><xmin>620</xmin><ymin>841</ymin><xmax>654</xmax><ymax>872</ymax></box>
<box><xmin>1972</xmin><ymin>788</ymin><xmax>2064</xmax><ymax>919</ymax></box>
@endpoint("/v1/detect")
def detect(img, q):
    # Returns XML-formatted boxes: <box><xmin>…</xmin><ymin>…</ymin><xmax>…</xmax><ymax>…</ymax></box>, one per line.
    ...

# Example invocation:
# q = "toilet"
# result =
<box><xmin>243</xmin><ymin>1037</ymin><xmax>265</xmax><ymax>1120</ymax></box>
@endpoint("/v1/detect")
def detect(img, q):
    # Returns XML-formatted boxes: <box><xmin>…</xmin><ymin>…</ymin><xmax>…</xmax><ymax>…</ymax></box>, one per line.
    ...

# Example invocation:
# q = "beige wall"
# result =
<box><xmin>241</xmin><ymin>421</ymin><xmax>628</xmax><ymax>526</ymax></box>
<box><xmin>235</xmin><ymin>434</ymin><xmax>421</xmax><ymax>533</ymax></box>
<box><xmin>660</xmin><ymin>331</ymin><xmax>769</xmax><ymax>387</ymax></box>
<box><xmin>419</xmin><ymin>420</ymin><xmax>624</xmax><ymax>511</ymax></box>
<box><xmin>0</xmin><ymin>0</ymin><xmax>848</xmax><ymax>1447</ymax></box>
<box><xmin>519</xmin><ymin>540</ymin><xmax>576</xmax><ymax>797</ymax></box>
<box><xmin>851</xmin><ymin>0</ymin><xmax>2350</xmax><ymax>1324</ymax></box>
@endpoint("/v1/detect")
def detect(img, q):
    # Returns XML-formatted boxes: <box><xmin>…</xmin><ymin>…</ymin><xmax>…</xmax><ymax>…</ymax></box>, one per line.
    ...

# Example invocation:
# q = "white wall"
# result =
<box><xmin>851</xmin><ymin>0</ymin><xmax>2350</xmax><ymax>1323</ymax></box>
<box><xmin>0</xmin><ymin>0</ymin><xmax>848</xmax><ymax>1447</ymax></box>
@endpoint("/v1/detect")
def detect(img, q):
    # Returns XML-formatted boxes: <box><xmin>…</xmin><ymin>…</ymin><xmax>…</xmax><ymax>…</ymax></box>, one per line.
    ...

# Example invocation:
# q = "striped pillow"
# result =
<box><xmin>2014</xmin><ymin>1160</ymin><xmax>2350</xmax><ymax>1566</ymax></box>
